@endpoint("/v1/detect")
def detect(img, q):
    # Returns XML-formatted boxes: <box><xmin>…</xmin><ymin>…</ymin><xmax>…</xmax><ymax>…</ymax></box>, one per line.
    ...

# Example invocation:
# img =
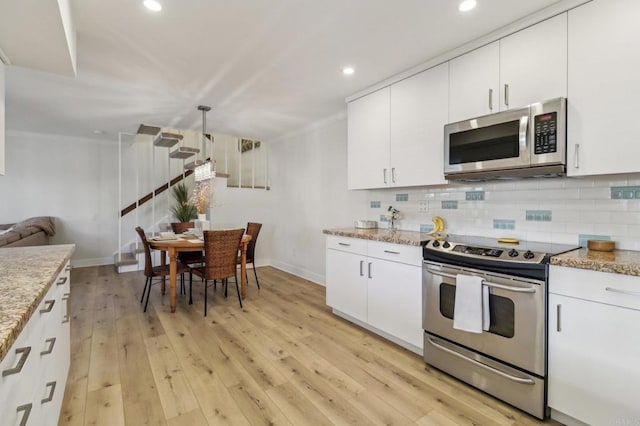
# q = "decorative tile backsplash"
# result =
<box><xmin>370</xmin><ymin>201</ymin><xmax>381</xmax><ymax>208</ymax></box>
<box><xmin>396</xmin><ymin>193</ymin><xmax>409</xmax><ymax>202</ymax></box>
<box><xmin>363</xmin><ymin>173</ymin><xmax>640</xmax><ymax>250</ymax></box>
<box><xmin>578</xmin><ymin>234</ymin><xmax>611</xmax><ymax>247</ymax></box>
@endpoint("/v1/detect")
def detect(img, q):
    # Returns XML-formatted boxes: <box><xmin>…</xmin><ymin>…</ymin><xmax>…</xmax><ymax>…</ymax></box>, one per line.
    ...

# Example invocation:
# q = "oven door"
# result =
<box><xmin>444</xmin><ymin>106</ymin><xmax>530</xmax><ymax>177</ymax></box>
<box><xmin>422</xmin><ymin>260</ymin><xmax>546</xmax><ymax>376</ymax></box>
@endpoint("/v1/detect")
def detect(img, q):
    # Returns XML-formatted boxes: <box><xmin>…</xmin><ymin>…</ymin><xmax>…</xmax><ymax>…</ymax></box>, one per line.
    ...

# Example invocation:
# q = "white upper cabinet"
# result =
<box><xmin>347</xmin><ymin>87</ymin><xmax>390</xmax><ymax>189</ymax></box>
<box><xmin>390</xmin><ymin>62</ymin><xmax>448</xmax><ymax>187</ymax></box>
<box><xmin>499</xmin><ymin>13</ymin><xmax>567</xmax><ymax>110</ymax></box>
<box><xmin>449</xmin><ymin>14</ymin><xmax>567</xmax><ymax>123</ymax></box>
<box><xmin>0</xmin><ymin>62</ymin><xmax>4</xmax><ymax>176</ymax></box>
<box><xmin>348</xmin><ymin>64</ymin><xmax>448</xmax><ymax>190</ymax></box>
<box><xmin>567</xmin><ymin>0</ymin><xmax>640</xmax><ymax>176</ymax></box>
<box><xmin>449</xmin><ymin>42</ymin><xmax>500</xmax><ymax>123</ymax></box>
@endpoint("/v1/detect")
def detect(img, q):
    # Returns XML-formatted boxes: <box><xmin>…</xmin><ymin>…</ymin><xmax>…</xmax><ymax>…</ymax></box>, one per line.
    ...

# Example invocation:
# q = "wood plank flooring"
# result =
<box><xmin>59</xmin><ymin>266</ymin><xmax>558</xmax><ymax>425</ymax></box>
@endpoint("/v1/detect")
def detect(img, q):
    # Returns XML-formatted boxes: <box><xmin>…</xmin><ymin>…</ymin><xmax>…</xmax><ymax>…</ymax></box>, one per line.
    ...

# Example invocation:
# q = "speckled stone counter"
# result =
<box><xmin>323</xmin><ymin>227</ymin><xmax>430</xmax><ymax>246</ymax></box>
<box><xmin>0</xmin><ymin>244</ymin><xmax>75</xmax><ymax>363</ymax></box>
<box><xmin>551</xmin><ymin>248</ymin><xmax>640</xmax><ymax>277</ymax></box>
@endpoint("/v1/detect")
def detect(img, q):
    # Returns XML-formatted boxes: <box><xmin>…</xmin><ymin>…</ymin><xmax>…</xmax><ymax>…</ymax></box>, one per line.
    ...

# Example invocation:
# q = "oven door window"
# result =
<box><xmin>439</xmin><ymin>283</ymin><xmax>515</xmax><ymax>338</ymax></box>
<box><xmin>449</xmin><ymin>120</ymin><xmax>520</xmax><ymax>164</ymax></box>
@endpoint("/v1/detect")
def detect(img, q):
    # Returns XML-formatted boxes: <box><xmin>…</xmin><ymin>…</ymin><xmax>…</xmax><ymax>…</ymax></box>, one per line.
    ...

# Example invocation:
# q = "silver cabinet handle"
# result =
<box><xmin>40</xmin><ymin>337</ymin><xmax>57</xmax><ymax>356</ymax></box>
<box><xmin>556</xmin><ymin>304</ymin><xmax>562</xmax><ymax>332</ymax></box>
<box><xmin>504</xmin><ymin>83</ymin><xmax>509</xmax><ymax>107</ymax></box>
<box><xmin>488</xmin><ymin>88</ymin><xmax>493</xmax><ymax>111</ymax></box>
<box><xmin>40</xmin><ymin>299</ymin><xmax>55</xmax><ymax>314</ymax></box>
<box><xmin>359</xmin><ymin>260</ymin><xmax>364</xmax><ymax>277</ymax></box>
<box><xmin>41</xmin><ymin>381</ymin><xmax>57</xmax><ymax>404</ymax></box>
<box><xmin>62</xmin><ymin>293</ymin><xmax>71</xmax><ymax>324</ymax></box>
<box><xmin>56</xmin><ymin>276</ymin><xmax>68</xmax><ymax>286</ymax></box>
<box><xmin>368</xmin><ymin>262</ymin><xmax>372</xmax><ymax>279</ymax></box>
<box><xmin>427</xmin><ymin>336</ymin><xmax>535</xmax><ymax>385</ymax></box>
<box><xmin>606</xmin><ymin>287</ymin><xmax>640</xmax><ymax>297</ymax></box>
<box><xmin>391</xmin><ymin>167</ymin><xmax>396</xmax><ymax>184</ymax></box>
<box><xmin>65</xmin><ymin>264</ymin><xmax>72</xmax><ymax>272</ymax></box>
<box><xmin>574</xmin><ymin>144</ymin><xmax>580</xmax><ymax>169</ymax></box>
<box><xmin>16</xmin><ymin>403</ymin><xmax>32</xmax><ymax>426</ymax></box>
<box><xmin>2</xmin><ymin>347</ymin><xmax>31</xmax><ymax>376</ymax></box>
<box><xmin>383</xmin><ymin>250</ymin><xmax>400</xmax><ymax>255</ymax></box>
<box><xmin>383</xmin><ymin>168</ymin><xmax>387</xmax><ymax>184</ymax></box>
<box><xmin>338</xmin><ymin>242</ymin><xmax>350</xmax><ymax>246</ymax></box>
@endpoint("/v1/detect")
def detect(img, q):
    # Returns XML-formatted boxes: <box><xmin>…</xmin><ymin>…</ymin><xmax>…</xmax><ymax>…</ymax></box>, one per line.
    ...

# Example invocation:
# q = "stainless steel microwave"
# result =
<box><xmin>444</xmin><ymin>97</ymin><xmax>566</xmax><ymax>180</ymax></box>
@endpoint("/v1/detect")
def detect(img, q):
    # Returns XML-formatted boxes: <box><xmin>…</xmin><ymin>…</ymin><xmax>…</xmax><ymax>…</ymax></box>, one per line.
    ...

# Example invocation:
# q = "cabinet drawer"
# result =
<box><xmin>550</xmin><ymin>265</ymin><xmax>640</xmax><ymax>311</ymax></box>
<box><xmin>367</xmin><ymin>241</ymin><xmax>422</xmax><ymax>266</ymax></box>
<box><xmin>326</xmin><ymin>236</ymin><xmax>367</xmax><ymax>255</ymax></box>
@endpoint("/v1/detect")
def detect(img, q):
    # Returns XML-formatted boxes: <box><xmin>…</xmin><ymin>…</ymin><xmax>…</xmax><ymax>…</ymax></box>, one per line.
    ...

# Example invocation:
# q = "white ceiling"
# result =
<box><xmin>4</xmin><ymin>0</ymin><xmax>564</xmax><ymax>142</ymax></box>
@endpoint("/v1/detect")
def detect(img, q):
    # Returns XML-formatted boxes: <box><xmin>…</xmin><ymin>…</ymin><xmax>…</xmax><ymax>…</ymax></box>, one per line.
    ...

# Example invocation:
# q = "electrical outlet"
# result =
<box><xmin>418</xmin><ymin>200</ymin><xmax>428</xmax><ymax>213</ymax></box>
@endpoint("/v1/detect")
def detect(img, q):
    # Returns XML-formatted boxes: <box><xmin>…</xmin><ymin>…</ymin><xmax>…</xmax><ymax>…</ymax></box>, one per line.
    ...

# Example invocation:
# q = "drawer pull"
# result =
<box><xmin>16</xmin><ymin>403</ymin><xmax>32</xmax><ymax>426</ymax></box>
<box><xmin>40</xmin><ymin>299</ymin><xmax>55</xmax><ymax>314</ymax></box>
<box><xmin>41</xmin><ymin>337</ymin><xmax>57</xmax><ymax>356</ymax></box>
<box><xmin>2</xmin><ymin>347</ymin><xmax>31</xmax><ymax>376</ymax></box>
<box><xmin>338</xmin><ymin>242</ymin><xmax>350</xmax><ymax>247</ymax></box>
<box><xmin>41</xmin><ymin>381</ymin><xmax>57</xmax><ymax>404</ymax></box>
<box><xmin>383</xmin><ymin>250</ymin><xmax>400</xmax><ymax>255</ymax></box>
<box><xmin>556</xmin><ymin>304</ymin><xmax>562</xmax><ymax>332</ymax></box>
<box><xmin>605</xmin><ymin>287</ymin><xmax>640</xmax><ymax>297</ymax></box>
<box><xmin>368</xmin><ymin>262</ymin><xmax>372</xmax><ymax>279</ymax></box>
<box><xmin>65</xmin><ymin>264</ymin><xmax>72</xmax><ymax>272</ymax></box>
<box><xmin>56</xmin><ymin>276</ymin><xmax>68</xmax><ymax>286</ymax></box>
<box><xmin>359</xmin><ymin>260</ymin><xmax>364</xmax><ymax>277</ymax></box>
<box><xmin>62</xmin><ymin>293</ymin><xmax>71</xmax><ymax>323</ymax></box>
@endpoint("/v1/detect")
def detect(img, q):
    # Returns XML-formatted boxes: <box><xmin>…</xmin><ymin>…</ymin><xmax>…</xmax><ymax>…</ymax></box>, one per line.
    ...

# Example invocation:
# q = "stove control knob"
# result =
<box><xmin>442</xmin><ymin>241</ymin><xmax>451</xmax><ymax>249</ymax></box>
<box><xmin>508</xmin><ymin>249</ymin><xmax>519</xmax><ymax>257</ymax></box>
<box><xmin>432</xmin><ymin>240</ymin><xmax>440</xmax><ymax>248</ymax></box>
<box><xmin>523</xmin><ymin>250</ymin><xmax>535</xmax><ymax>259</ymax></box>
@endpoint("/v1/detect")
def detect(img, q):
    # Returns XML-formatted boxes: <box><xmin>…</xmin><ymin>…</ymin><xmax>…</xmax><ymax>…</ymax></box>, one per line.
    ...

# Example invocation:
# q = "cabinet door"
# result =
<box><xmin>326</xmin><ymin>249</ymin><xmax>368</xmax><ymax>321</ymax></box>
<box><xmin>548</xmin><ymin>293</ymin><xmax>640</xmax><ymax>425</ymax></box>
<box><xmin>499</xmin><ymin>13</ymin><xmax>567</xmax><ymax>110</ymax></box>
<box><xmin>449</xmin><ymin>42</ymin><xmax>500</xmax><ymax>122</ymax></box>
<box><xmin>567</xmin><ymin>0</ymin><xmax>640</xmax><ymax>176</ymax></box>
<box><xmin>367</xmin><ymin>258</ymin><xmax>422</xmax><ymax>349</ymax></box>
<box><xmin>390</xmin><ymin>63</ymin><xmax>448</xmax><ymax>187</ymax></box>
<box><xmin>347</xmin><ymin>87</ymin><xmax>390</xmax><ymax>189</ymax></box>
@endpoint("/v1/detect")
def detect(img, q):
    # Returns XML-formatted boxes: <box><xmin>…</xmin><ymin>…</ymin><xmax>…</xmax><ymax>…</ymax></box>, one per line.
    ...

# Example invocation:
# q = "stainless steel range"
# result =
<box><xmin>422</xmin><ymin>235</ymin><xmax>579</xmax><ymax>419</ymax></box>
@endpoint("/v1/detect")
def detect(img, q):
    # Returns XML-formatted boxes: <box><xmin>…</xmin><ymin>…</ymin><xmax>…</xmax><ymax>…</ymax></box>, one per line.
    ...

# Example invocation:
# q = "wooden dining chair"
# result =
<box><xmin>135</xmin><ymin>226</ymin><xmax>189</xmax><ymax>312</ymax></box>
<box><xmin>189</xmin><ymin>228</ymin><xmax>245</xmax><ymax>316</ymax></box>
<box><xmin>239</xmin><ymin>222</ymin><xmax>262</xmax><ymax>289</ymax></box>
<box><xmin>170</xmin><ymin>222</ymin><xmax>205</xmax><ymax>267</ymax></box>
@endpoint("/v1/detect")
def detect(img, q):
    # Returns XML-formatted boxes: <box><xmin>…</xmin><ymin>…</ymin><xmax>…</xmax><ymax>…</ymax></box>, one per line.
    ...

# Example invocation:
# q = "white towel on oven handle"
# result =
<box><xmin>453</xmin><ymin>274</ymin><xmax>489</xmax><ymax>333</ymax></box>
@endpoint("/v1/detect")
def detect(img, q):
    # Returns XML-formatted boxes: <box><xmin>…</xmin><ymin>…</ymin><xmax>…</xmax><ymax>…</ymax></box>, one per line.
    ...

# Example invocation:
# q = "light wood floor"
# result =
<box><xmin>59</xmin><ymin>265</ymin><xmax>557</xmax><ymax>426</ymax></box>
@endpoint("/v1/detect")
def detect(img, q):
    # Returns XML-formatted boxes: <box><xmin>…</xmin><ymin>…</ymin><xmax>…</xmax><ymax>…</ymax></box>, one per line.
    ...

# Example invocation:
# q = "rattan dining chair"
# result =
<box><xmin>135</xmin><ymin>227</ymin><xmax>189</xmax><ymax>312</ymax></box>
<box><xmin>170</xmin><ymin>222</ymin><xmax>205</xmax><ymax>267</ymax></box>
<box><xmin>189</xmin><ymin>228</ymin><xmax>245</xmax><ymax>316</ymax></box>
<box><xmin>238</xmin><ymin>222</ymin><xmax>262</xmax><ymax>289</ymax></box>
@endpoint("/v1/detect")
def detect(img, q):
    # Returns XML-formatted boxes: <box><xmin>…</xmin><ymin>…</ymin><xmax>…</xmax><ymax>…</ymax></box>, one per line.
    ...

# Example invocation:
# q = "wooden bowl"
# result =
<box><xmin>587</xmin><ymin>240</ymin><xmax>615</xmax><ymax>252</ymax></box>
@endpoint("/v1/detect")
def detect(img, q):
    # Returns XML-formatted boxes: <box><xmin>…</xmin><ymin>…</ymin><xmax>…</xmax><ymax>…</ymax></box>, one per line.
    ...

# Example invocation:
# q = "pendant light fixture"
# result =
<box><xmin>194</xmin><ymin>105</ymin><xmax>215</xmax><ymax>182</ymax></box>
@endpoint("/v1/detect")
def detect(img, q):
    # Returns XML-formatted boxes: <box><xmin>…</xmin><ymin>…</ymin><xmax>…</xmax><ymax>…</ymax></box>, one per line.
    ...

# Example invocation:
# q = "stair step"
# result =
<box><xmin>114</xmin><ymin>252</ymin><xmax>138</xmax><ymax>267</ymax></box>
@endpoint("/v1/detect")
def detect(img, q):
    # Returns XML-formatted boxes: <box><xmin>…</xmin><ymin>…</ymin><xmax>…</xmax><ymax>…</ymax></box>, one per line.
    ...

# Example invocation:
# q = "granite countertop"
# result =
<box><xmin>0</xmin><ymin>244</ymin><xmax>75</xmax><ymax>363</ymax></box>
<box><xmin>551</xmin><ymin>248</ymin><xmax>640</xmax><ymax>276</ymax></box>
<box><xmin>323</xmin><ymin>227</ymin><xmax>430</xmax><ymax>246</ymax></box>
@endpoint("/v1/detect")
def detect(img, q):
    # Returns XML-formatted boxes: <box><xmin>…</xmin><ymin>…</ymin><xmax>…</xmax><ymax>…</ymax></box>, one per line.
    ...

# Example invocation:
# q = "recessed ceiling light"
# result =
<box><xmin>459</xmin><ymin>0</ymin><xmax>477</xmax><ymax>12</ymax></box>
<box><xmin>144</xmin><ymin>0</ymin><xmax>162</xmax><ymax>12</ymax></box>
<box><xmin>343</xmin><ymin>67</ymin><xmax>355</xmax><ymax>76</ymax></box>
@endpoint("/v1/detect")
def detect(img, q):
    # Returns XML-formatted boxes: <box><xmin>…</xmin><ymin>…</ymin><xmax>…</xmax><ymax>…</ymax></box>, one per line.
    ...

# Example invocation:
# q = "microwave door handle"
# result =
<box><xmin>519</xmin><ymin>115</ymin><xmax>529</xmax><ymax>160</ymax></box>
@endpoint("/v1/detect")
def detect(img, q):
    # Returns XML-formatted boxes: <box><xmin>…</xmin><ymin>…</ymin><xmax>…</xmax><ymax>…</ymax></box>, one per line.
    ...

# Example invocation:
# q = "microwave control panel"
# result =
<box><xmin>534</xmin><ymin>112</ymin><xmax>557</xmax><ymax>154</ymax></box>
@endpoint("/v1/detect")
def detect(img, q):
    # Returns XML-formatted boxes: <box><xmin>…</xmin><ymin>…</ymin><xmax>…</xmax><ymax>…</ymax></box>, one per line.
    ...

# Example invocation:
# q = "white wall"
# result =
<box><xmin>0</xmin><ymin>130</ymin><xmax>118</xmax><ymax>266</ymax></box>
<box><xmin>0</xmin><ymin>62</ymin><xmax>5</xmax><ymax>175</ymax></box>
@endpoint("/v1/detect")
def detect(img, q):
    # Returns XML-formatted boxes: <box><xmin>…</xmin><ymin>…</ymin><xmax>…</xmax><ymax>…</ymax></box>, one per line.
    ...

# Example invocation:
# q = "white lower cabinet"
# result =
<box><xmin>0</xmin><ymin>261</ymin><xmax>71</xmax><ymax>426</ymax></box>
<box><xmin>548</xmin><ymin>265</ymin><xmax>640</xmax><ymax>425</ymax></box>
<box><xmin>326</xmin><ymin>236</ymin><xmax>423</xmax><ymax>352</ymax></box>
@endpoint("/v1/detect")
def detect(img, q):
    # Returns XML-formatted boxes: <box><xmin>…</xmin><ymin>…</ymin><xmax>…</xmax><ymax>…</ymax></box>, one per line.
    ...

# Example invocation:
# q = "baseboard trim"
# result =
<box><xmin>269</xmin><ymin>260</ymin><xmax>325</xmax><ymax>286</ymax></box>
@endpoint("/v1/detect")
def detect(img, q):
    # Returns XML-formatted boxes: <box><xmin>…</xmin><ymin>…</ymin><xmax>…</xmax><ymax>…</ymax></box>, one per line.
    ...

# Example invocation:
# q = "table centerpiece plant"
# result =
<box><xmin>170</xmin><ymin>183</ymin><xmax>198</xmax><ymax>223</ymax></box>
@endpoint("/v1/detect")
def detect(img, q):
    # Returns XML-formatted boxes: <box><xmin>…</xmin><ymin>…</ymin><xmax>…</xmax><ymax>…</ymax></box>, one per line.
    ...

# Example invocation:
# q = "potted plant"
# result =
<box><xmin>170</xmin><ymin>183</ymin><xmax>197</xmax><ymax>223</ymax></box>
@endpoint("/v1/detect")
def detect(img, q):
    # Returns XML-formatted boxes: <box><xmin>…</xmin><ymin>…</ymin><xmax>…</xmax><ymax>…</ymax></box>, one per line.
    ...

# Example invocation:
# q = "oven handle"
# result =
<box><xmin>424</xmin><ymin>267</ymin><xmax>537</xmax><ymax>294</ymax></box>
<box><xmin>426</xmin><ymin>336</ymin><xmax>536</xmax><ymax>385</ymax></box>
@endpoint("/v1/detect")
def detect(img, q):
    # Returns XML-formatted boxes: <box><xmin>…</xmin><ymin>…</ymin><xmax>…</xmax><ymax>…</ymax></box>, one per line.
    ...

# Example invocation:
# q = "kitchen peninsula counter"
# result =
<box><xmin>323</xmin><ymin>227</ymin><xmax>430</xmax><ymax>246</ymax></box>
<box><xmin>551</xmin><ymin>248</ymin><xmax>640</xmax><ymax>277</ymax></box>
<box><xmin>0</xmin><ymin>244</ymin><xmax>75</xmax><ymax>362</ymax></box>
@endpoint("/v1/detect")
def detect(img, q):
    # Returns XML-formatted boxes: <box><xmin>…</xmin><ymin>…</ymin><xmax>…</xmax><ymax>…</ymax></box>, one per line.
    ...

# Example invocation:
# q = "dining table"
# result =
<box><xmin>148</xmin><ymin>233</ymin><xmax>251</xmax><ymax>313</ymax></box>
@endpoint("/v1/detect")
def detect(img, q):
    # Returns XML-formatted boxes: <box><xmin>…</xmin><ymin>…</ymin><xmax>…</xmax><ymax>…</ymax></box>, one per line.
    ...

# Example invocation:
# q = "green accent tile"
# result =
<box><xmin>442</xmin><ymin>200</ymin><xmax>458</xmax><ymax>209</ymax></box>
<box><xmin>611</xmin><ymin>186</ymin><xmax>640</xmax><ymax>199</ymax></box>
<box><xmin>420</xmin><ymin>224</ymin><xmax>434</xmax><ymax>233</ymax></box>
<box><xmin>578</xmin><ymin>234</ymin><xmax>611</xmax><ymax>247</ymax></box>
<box><xmin>370</xmin><ymin>201</ymin><xmax>381</xmax><ymax>208</ymax></box>
<box><xmin>396</xmin><ymin>193</ymin><xmax>409</xmax><ymax>202</ymax></box>
<box><xmin>493</xmin><ymin>219</ymin><xmax>515</xmax><ymax>230</ymax></box>
<box><xmin>525</xmin><ymin>210</ymin><xmax>552</xmax><ymax>222</ymax></box>
<box><xmin>380</xmin><ymin>215</ymin><xmax>388</xmax><ymax>222</ymax></box>
<box><xmin>623</xmin><ymin>190</ymin><xmax>634</xmax><ymax>199</ymax></box>
<box><xmin>611</xmin><ymin>189</ymin><xmax>623</xmax><ymax>199</ymax></box>
<box><xmin>465</xmin><ymin>191</ymin><xmax>485</xmax><ymax>201</ymax></box>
